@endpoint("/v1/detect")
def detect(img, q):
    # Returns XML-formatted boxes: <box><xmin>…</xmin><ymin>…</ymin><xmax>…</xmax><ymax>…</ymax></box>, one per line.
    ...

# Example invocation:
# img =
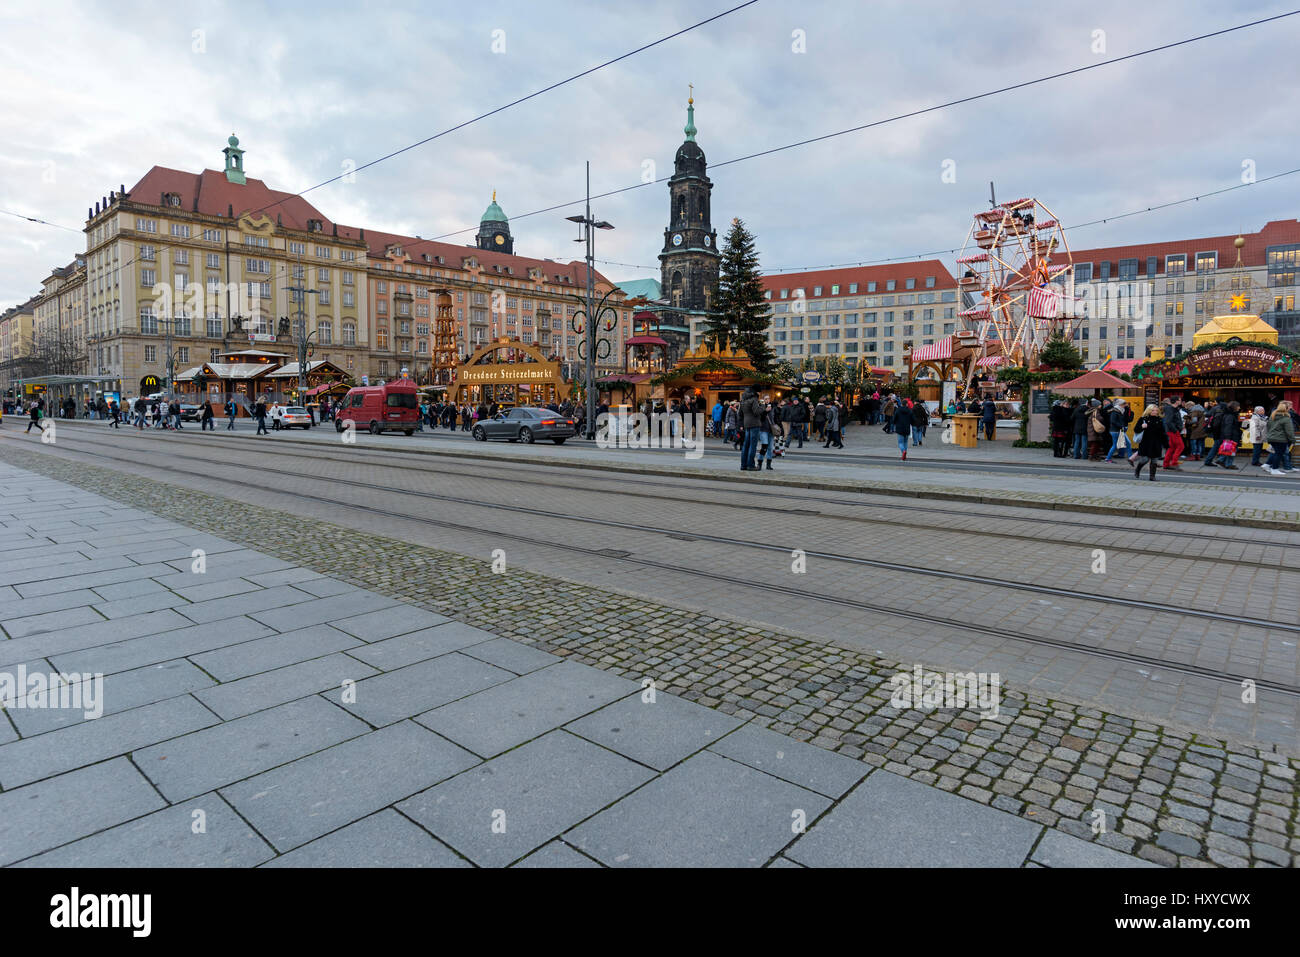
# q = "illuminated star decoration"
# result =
<box><xmin>1229</xmin><ymin>293</ymin><xmax>1247</xmax><ymax>311</ymax></box>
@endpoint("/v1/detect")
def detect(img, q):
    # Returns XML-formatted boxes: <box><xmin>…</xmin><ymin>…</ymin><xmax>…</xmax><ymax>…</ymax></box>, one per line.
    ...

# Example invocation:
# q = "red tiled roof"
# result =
<box><xmin>361</xmin><ymin>227</ymin><xmax>613</xmax><ymax>288</ymax></box>
<box><xmin>125</xmin><ymin>166</ymin><xmax>614</xmax><ymax>288</ymax></box>
<box><xmin>760</xmin><ymin>259</ymin><xmax>956</xmax><ymax>298</ymax></box>
<box><xmin>1067</xmin><ymin>220</ymin><xmax>1300</xmax><ymax>275</ymax></box>
<box><xmin>126</xmin><ymin>167</ymin><xmax>367</xmax><ymax>241</ymax></box>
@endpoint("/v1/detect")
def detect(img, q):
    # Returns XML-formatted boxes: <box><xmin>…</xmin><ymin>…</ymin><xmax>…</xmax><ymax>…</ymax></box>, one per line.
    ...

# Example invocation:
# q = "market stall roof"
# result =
<box><xmin>625</xmin><ymin>335</ymin><xmax>669</xmax><ymax>347</ymax></box>
<box><xmin>1052</xmin><ymin>369</ymin><xmax>1134</xmax><ymax>394</ymax></box>
<box><xmin>174</xmin><ymin>363</ymin><xmax>272</xmax><ymax>380</ymax></box>
<box><xmin>909</xmin><ymin>339</ymin><xmax>953</xmax><ymax>362</ymax></box>
<box><xmin>1098</xmin><ymin>357</ymin><xmax>1140</xmax><ymax>375</ymax></box>
<box><xmin>267</xmin><ymin>360</ymin><xmax>332</xmax><ymax>378</ymax></box>
<box><xmin>975</xmin><ymin>355</ymin><xmax>1009</xmax><ymax>368</ymax></box>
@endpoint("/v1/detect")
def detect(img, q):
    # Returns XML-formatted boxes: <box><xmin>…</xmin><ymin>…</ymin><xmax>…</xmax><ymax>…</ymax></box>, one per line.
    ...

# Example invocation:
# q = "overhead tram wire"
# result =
<box><xmin>427</xmin><ymin>10</ymin><xmax>1300</xmax><ymax>243</ymax></box>
<box><xmin>9</xmin><ymin>10</ymin><xmax>1295</xmax><ymax>289</ymax></box>
<box><xmin>587</xmin><ymin>166</ymin><xmax>1300</xmax><ymax>276</ymax></box>
<box><xmin>35</xmin><ymin>2</ymin><xmax>758</xmax><ymax>288</ymax></box>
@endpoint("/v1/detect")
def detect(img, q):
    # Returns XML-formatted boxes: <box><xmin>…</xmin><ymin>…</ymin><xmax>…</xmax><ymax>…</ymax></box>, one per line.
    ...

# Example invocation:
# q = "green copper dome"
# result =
<box><xmin>481</xmin><ymin>191</ymin><xmax>507</xmax><ymax>223</ymax></box>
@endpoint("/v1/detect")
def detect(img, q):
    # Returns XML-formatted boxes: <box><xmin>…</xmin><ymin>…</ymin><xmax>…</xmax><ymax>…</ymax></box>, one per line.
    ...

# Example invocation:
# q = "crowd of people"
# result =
<box><xmin>718</xmin><ymin>388</ymin><xmax>939</xmax><ymax>469</ymax></box>
<box><xmin>1049</xmin><ymin>394</ymin><xmax>1299</xmax><ymax>478</ymax></box>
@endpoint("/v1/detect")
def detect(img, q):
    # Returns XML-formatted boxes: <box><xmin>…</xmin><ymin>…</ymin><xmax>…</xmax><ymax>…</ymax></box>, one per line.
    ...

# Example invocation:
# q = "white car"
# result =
<box><xmin>270</xmin><ymin>405</ymin><xmax>312</xmax><ymax>430</ymax></box>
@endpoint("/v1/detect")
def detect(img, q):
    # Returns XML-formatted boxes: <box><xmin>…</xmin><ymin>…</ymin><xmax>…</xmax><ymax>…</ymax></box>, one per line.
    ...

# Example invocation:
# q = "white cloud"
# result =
<box><xmin>1</xmin><ymin>0</ymin><xmax>1297</xmax><ymax>308</ymax></box>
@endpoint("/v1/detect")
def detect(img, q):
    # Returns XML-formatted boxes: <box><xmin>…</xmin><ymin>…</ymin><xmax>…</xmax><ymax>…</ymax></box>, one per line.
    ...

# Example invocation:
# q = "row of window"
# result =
<box><xmin>767</xmin><ymin>277</ymin><xmax>938</xmax><ymax>300</ymax></box>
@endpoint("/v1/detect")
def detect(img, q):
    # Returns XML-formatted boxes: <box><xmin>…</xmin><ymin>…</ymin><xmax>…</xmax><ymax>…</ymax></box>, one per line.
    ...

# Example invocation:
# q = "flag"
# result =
<box><xmin>1027</xmin><ymin>284</ymin><xmax>1060</xmax><ymax>319</ymax></box>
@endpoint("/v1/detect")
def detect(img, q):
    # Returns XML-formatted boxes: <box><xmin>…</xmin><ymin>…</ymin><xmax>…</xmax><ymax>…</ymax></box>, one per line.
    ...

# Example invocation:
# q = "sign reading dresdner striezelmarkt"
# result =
<box><xmin>1133</xmin><ymin>342</ymin><xmax>1300</xmax><ymax>385</ymax></box>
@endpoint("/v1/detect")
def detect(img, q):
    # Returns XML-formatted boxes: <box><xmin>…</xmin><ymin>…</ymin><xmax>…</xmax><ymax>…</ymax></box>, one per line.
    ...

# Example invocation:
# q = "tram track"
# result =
<box><xmin>28</xmin><ymin>425</ymin><xmax>1300</xmax><ymax>562</ymax></box>
<box><xmin>27</xmin><ymin>423</ymin><xmax>1300</xmax><ymax>548</ymax></box>
<box><xmin>8</xmin><ymin>430</ymin><xmax>1300</xmax><ymax>699</ymax></box>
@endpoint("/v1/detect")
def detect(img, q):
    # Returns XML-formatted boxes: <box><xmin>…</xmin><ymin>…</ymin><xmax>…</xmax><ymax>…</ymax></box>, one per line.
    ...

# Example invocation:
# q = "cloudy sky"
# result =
<box><xmin>2</xmin><ymin>0</ymin><xmax>1298</xmax><ymax>309</ymax></box>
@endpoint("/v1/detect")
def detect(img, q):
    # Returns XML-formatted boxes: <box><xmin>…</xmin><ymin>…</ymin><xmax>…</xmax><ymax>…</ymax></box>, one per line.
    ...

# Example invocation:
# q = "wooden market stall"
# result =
<box><xmin>449</xmin><ymin>339</ymin><xmax>572</xmax><ymax>409</ymax></box>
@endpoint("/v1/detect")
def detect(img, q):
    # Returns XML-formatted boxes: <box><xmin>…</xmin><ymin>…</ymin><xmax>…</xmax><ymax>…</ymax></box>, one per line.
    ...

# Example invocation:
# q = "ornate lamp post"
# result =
<box><xmin>564</xmin><ymin>161</ymin><xmax>614</xmax><ymax>439</ymax></box>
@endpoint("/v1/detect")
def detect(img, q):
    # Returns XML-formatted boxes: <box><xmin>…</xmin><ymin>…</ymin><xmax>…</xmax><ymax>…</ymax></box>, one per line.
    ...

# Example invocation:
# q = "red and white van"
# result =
<box><xmin>334</xmin><ymin>379</ymin><xmax>420</xmax><ymax>435</ymax></box>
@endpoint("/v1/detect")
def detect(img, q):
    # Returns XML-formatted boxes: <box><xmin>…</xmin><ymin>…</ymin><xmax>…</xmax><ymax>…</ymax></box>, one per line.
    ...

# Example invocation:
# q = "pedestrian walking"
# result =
<box><xmin>1208</xmin><ymin>401</ymin><xmax>1243</xmax><ymax>469</ymax></box>
<box><xmin>201</xmin><ymin>400</ymin><xmax>215</xmax><ymax>431</ymax></box>
<box><xmin>981</xmin><ymin>397</ymin><xmax>998</xmax><ymax>442</ymax></box>
<box><xmin>254</xmin><ymin>397</ymin><xmax>269</xmax><ymax>435</ymax></box>
<box><xmin>822</xmin><ymin>400</ymin><xmax>843</xmax><ymax>449</ymax></box>
<box><xmin>1248</xmin><ymin>406</ymin><xmax>1268</xmax><ymax>467</ymax></box>
<box><xmin>225</xmin><ymin>399</ymin><xmax>237</xmax><ymax>431</ymax></box>
<box><xmin>1262</xmin><ymin>401</ymin><xmax>1297</xmax><ymax>476</ymax></box>
<box><xmin>1132</xmin><ymin>404</ymin><xmax>1168</xmax><ymax>481</ymax></box>
<box><xmin>739</xmin><ymin>387</ymin><xmax>763</xmax><ymax>470</ymax></box>
<box><xmin>911</xmin><ymin>398</ymin><xmax>928</xmax><ymax>446</ymax></box>
<box><xmin>1160</xmin><ymin>396</ymin><xmax>1185</xmax><ymax>470</ymax></box>
<box><xmin>891</xmin><ymin>398</ymin><xmax>912</xmax><ymax>459</ymax></box>
<box><xmin>1104</xmin><ymin>399</ymin><xmax>1130</xmax><ymax>463</ymax></box>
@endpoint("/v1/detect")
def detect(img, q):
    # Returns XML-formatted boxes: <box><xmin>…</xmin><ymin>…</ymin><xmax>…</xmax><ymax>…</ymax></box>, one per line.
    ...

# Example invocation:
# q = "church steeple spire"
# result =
<box><xmin>684</xmin><ymin>86</ymin><xmax>696</xmax><ymax>142</ymax></box>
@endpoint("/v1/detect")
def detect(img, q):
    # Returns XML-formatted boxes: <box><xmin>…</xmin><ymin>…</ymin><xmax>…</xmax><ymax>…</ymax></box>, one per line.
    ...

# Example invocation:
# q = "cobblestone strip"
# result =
<box><xmin>5</xmin><ymin>445</ymin><xmax>1296</xmax><ymax>868</ymax></box>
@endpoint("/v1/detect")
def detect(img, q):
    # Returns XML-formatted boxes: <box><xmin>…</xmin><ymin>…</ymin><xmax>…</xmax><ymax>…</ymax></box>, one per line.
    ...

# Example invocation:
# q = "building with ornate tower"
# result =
<box><xmin>659</xmin><ymin>92</ymin><xmax>719</xmax><ymax>327</ymax></box>
<box><xmin>476</xmin><ymin>193</ymin><xmax>514</xmax><ymax>254</ymax></box>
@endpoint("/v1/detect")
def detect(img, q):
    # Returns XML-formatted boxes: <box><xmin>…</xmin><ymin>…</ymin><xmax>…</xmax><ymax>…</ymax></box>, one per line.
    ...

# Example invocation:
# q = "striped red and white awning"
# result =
<box><xmin>909</xmin><ymin>339</ymin><xmax>954</xmax><ymax>362</ymax></box>
<box><xmin>1036</xmin><ymin>219</ymin><xmax>1059</xmax><ymax>230</ymax></box>
<box><xmin>976</xmin><ymin>355</ymin><xmax>1009</xmax><ymax>368</ymax></box>
<box><xmin>958</xmin><ymin>307</ymin><xmax>989</xmax><ymax>318</ymax></box>
<box><xmin>956</xmin><ymin>253</ymin><xmax>988</xmax><ymax>264</ymax></box>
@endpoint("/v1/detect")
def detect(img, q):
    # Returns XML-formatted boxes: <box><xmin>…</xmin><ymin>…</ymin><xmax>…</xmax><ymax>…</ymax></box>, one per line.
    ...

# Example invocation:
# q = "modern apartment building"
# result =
<box><xmin>1065</xmin><ymin>219</ymin><xmax>1300</xmax><ymax>364</ymax></box>
<box><xmin>757</xmin><ymin>261</ymin><xmax>961</xmax><ymax>369</ymax></box>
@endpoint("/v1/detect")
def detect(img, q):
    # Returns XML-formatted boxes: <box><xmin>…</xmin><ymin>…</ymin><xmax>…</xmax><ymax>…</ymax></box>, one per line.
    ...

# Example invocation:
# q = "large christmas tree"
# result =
<box><xmin>711</xmin><ymin>217</ymin><xmax>775</xmax><ymax>372</ymax></box>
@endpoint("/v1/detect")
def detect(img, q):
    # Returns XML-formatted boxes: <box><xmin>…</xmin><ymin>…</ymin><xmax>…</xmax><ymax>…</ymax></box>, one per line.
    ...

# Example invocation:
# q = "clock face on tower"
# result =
<box><xmin>672</xmin><ymin>233</ymin><xmax>683</xmax><ymax>247</ymax></box>
<box><xmin>494</xmin><ymin>234</ymin><xmax>505</xmax><ymax>246</ymax></box>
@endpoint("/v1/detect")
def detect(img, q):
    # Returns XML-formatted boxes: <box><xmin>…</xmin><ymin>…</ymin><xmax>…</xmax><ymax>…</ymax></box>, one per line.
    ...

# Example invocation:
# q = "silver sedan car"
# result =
<box><xmin>472</xmin><ymin>407</ymin><xmax>576</xmax><ymax>444</ymax></box>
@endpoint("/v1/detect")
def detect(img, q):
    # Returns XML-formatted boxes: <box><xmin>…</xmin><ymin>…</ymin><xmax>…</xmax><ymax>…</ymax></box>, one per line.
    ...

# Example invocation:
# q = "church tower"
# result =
<box><xmin>476</xmin><ymin>192</ymin><xmax>514</xmax><ymax>254</ymax></box>
<box><xmin>659</xmin><ymin>91</ymin><xmax>718</xmax><ymax>317</ymax></box>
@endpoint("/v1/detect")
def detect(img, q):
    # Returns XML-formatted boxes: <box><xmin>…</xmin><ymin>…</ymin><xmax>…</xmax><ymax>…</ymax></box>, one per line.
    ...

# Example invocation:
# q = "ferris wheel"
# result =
<box><xmin>955</xmin><ymin>196</ymin><xmax>1077</xmax><ymax>366</ymax></box>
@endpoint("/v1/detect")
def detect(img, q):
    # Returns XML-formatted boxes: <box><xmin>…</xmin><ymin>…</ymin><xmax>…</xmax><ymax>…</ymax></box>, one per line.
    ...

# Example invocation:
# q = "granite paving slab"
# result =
<box><xmin>416</xmin><ymin>661</ymin><xmax>641</xmax><ymax>758</ymax></box>
<box><xmin>567</xmin><ymin>691</ymin><xmax>744</xmax><ymax>771</ymax></box>
<box><xmin>14</xmin><ymin>794</ymin><xmax>275</xmax><ymax>868</ymax></box>
<box><xmin>567</xmin><ymin>750</ymin><xmax>830</xmax><ymax>868</ymax></box>
<box><xmin>398</xmin><ymin>730</ymin><xmax>655</xmax><ymax>867</ymax></box>
<box><xmin>785</xmin><ymin>771</ymin><xmax>1042</xmax><ymax>868</ymax></box>
<box><xmin>261</xmin><ymin>809</ymin><xmax>469</xmax><ymax>868</ymax></box>
<box><xmin>219</xmin><ymin>721</ymin><xmax>479</xmax><ymax>852</ymax></box>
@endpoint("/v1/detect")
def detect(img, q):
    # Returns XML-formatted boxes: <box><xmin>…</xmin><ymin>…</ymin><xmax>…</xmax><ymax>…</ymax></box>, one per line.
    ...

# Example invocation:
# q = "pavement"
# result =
<box><xmin>0</xmin><ymin>458</ymin><xmax>1185</xmax><ymax>868</ymax></box>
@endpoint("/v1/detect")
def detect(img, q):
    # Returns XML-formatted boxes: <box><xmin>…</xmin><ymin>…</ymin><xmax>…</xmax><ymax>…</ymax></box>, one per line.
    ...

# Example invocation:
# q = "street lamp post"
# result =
<box><xmin>283</xmin><ymin>265</ymin><xmax>320</xmax><ymax>404</ymax></box>
<box><xmin>565</xmin><ymin>161</ymin><xmax>614</xmax><ymax>440</ymax></box>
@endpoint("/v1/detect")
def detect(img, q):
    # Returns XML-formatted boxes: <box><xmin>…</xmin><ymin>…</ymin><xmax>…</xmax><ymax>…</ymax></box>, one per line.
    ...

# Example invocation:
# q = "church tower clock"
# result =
<box><xmin>476</xmin><ymin>192</ymin><xmax>514</xmax><ymax>254</ymax></box>
<box><xmin>659</xmin><ymin>91</ymin><xmax>719</xmax><ymax>317</ymax></box>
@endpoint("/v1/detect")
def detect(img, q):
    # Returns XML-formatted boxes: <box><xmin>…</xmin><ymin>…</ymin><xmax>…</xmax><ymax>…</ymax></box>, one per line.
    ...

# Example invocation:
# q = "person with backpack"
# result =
<box><xmin>225</xmin><ymin>398</ymin><xmax>237</xmax><ymax>431</ymax></box>
<box><xmin>25</xmin><ymin>400</ymin><xmax>42</xmax><ymax>434</ymax></box>
<box><xmin>1202</xmin><ymin>399</ymin><xmax>1228</xmax><ymax>465</ymax></box>
<box><xmin>1160</xmin><ymin>396</ymin><xmax>1185</xmax><ymax>470</ymax></box>
<box><xmin>911</xmin><ymin>398</ymin><xmax>929</xmax><ymax>446</ymax></box>
<box><xmin>891</xmin><ymin>397</ymin><xmax>913</xmax><ymax>459</ymax></box>
<box><xmin>823</xmin><ymin>399</ymin><xmax>843</xmax><ymax>449</ymax></box>
<box><xmin>1132</xmin><ymin>404</ymin><xmax>1167</xmax><ymax>481</ymax></box>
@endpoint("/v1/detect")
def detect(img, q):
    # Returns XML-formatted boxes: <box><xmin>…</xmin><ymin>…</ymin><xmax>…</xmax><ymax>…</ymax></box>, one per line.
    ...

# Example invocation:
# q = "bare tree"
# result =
<box><xmin>26</xmin><ymin>324</ymin><xmax>87</xmax><ymax>377</ymax></box>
